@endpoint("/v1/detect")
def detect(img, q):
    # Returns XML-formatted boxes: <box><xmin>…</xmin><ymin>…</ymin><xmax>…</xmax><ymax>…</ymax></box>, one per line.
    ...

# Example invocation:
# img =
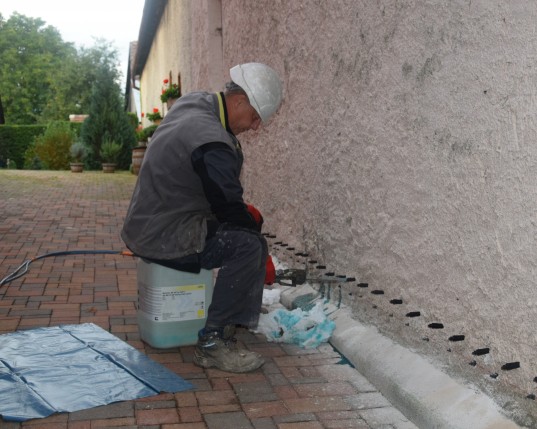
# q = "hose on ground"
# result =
<box><xmin>0</xmin><ymin>250</ymin><xmax>134</xmax><ymax>289</ymax></box>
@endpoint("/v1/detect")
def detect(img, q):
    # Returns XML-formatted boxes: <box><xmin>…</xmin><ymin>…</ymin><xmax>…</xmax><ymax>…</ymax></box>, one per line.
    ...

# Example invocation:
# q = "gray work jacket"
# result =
<box><xmin>121</xmin><ymin>92</ymin><xmax>240</xmax><ymax>260</ymax></box>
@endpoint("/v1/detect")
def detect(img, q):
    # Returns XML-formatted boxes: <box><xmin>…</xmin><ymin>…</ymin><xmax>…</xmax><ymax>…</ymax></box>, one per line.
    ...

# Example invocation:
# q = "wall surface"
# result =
<box><xmin>139</xmin><ymin>0</ymin><xmax>190</xmax><ymax>125</ymax></box>
<box><xmin>141</xmin><ymin>0</ymin><xmax>537</xmax><ymax>420</ymax></box>
<box><xmin>221</xmin><ymin>0</ymin><xmax>537</xmax><ymax>416</ymax></box>
<box><xmin>139</xmin><ymin>0</ymin><xmax>225</xmax><ymax>127</ymax></box>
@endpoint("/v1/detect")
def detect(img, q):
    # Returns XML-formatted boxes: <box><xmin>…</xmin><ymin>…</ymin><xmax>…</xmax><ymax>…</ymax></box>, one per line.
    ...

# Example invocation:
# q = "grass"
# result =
<box><xmin>0</xmin><ymin>169</ymin><xmax>136</xmax><ymax>200</ymax></box>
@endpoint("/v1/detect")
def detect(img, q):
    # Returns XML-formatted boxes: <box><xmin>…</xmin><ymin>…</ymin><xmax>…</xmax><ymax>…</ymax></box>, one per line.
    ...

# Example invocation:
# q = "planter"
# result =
<box><xmin>70</xmin><ymin>162</ymin><xmax>84</xmax><ymax>173</ymax></box>
<box><xmin>166</xmin><ymin>98</ymin><xmax>178</xmax><ymax>110</ymax></box>
<box><xmin>132</xmin><ymin>146</ymin><xmax>147</xmax><ymax>175</ymax></box>
<box><xmin>102</xmin><ymin>163</ymin><xmax>117</xmax><ymax>173</ymax></box>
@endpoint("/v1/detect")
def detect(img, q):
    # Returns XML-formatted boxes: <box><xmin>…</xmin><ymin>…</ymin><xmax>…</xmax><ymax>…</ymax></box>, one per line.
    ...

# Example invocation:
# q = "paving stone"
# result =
<box><xmin>87</xmin><ymin>417</ymin><xmax>136</xmax><ymax>427</ymax></box>
<box><xmin>317</xmin><ymin>410</ymin><xmax>363</xmax><ymax>421</ymax></box>
<box><xmin>277</xmin><ymin>422</ymin><xmax>324</xmax><ymax>429</ymax></box>
<box><xmin>210</xmin><ymin>377</ymin><xmax>232</xmax><ymax>390</ymax></box>
<box><xmin>135</xmin><ymin>400</ymin><xmax>177</xmax><ymax>410</ymax></box>
<box><xmin>196</xmin><ymin>389</ymin><xmax>237</xmax><ymax>406</ymax></box>
<box><xmin>199</xmin><ymin>404</ymin><xmax>241</xmax><ymax>414</ymax></box>
<box><xmin>204</xmin><ymin>411</ymin><xmax>254</xmax><ymax>429</ymax></box>
<box><xmin>251</xmin><ymin>417</ymin><xmax>277</xmax><ymax>429</ymax></box>
<box><xmin>274</xmin><ymin>385</ymin><xmax>299</xmax><ymax>400</ymax></box>
<box><xmin>174</xmin><ymin>392</ymin><xmax>198</xmax><ymax>407</ymax></box>
<box><xmin>242</xmin><ymin>400</ymin><xmax>290</xmax><ymax>419</ymax></box>
<box><xmin>284</xmin><ymin>396</ymin><xmax>351</xmax><ymax>414</ymax></box>
<box><xmin>1</xmin><ymin>417</ymin><xmax>27</xmax><ymax>429</ymax></box>
<box><xmin>233</xmin><ymin>381</ymin><xmax>278</xmax><ymax>403</ymax></box>
<box><xmin>226</xmin><ymin>372</ymin><xmax>267</xmax><ymax>384</ymax></box>
<box><xmin>294</xmin><ymin>382</ymin><xmax>356</xmax><ymax>398</ymax></box>
<box><xmin>266</xmin><ymin>372</ymin><xmax>289</xmax><ymax>386</ymax></box>
<box><xmin>316</xmin><ymin>364</ymin><xmax>377</xmax><ymax>392</ymax></box>
<box><xmin>178</xmin><ymin>406</ymin><xmax>202</xmax><ymax>422</ymax></box>
<box><xmin>136</xmin><ymin>408</ymin><xmax>180</xmax><ymax>425</ymax></box>
<box><xmin>322</xmin><ymin>419</ymin><xmax>371</xmax><ymax>429</ymax></box>
<box><xmin>272</xmin><ymin>413</ymin><xmax>317</xmax><ymax>423</ymax></box>
<box><xmin>161</xmin><ymin>424</ymin><xmax>206</xmax><ymax>429</ymax></box>
<box><xmin>69</xmin><ymin>401</ymin><xmax>134</xmax><ymax>421</ymax></box>
<box><xmin>261</xmin><ymin>361</ymin><xmax>282</xmax><ymax>375</ymax></box>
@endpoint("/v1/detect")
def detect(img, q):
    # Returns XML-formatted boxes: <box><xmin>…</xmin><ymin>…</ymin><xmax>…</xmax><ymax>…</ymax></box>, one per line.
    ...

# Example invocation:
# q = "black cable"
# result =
<box><xmin>0</xmin><ymin>250</ymin><xmax>134</xmax><ymax>289</ymax></box>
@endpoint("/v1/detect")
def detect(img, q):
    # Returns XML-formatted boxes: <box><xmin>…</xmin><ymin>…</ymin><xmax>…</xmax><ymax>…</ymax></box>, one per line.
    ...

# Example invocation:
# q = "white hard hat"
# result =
<box><xmin>230</xmin><ymin>62</ymin><xmax>283</xmax><ymax>123</ymax></box>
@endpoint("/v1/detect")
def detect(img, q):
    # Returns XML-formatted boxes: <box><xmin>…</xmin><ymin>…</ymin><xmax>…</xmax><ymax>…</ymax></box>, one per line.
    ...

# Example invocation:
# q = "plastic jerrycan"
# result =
<box><xmin>136</xmin><ymin>259</ymin><xmax>214</xmax><ymax>348</ymax></box>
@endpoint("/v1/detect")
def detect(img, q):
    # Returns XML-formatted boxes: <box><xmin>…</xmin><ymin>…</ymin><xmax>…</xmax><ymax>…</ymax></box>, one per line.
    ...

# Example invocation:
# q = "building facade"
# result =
<box><xmin>130</xmin><ymin>0</ymin><xmax>537</xmax><ymax>419</ymax></box>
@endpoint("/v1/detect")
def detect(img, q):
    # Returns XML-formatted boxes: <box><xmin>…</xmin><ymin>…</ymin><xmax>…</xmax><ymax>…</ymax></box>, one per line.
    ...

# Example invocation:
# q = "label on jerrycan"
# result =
<box><xmin>139</xmin><ymin>282</ymin><xmax>207</xmax><ymax>322</ymax></box>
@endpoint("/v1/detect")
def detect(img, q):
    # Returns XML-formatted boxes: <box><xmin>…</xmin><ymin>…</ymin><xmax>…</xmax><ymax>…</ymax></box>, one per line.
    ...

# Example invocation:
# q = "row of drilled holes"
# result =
<box><xmin>367</xmin><ymin>287</ymin><xmax>533</xmax><ymax>398</ymax></box>
<box><xmin>265</xmin><ymin>234</ymin><xmax>536</xmax><ymax>401</ymax></box>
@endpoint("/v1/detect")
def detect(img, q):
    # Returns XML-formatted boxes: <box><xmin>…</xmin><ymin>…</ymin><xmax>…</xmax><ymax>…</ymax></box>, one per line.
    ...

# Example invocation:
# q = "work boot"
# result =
<box><xmin>193</xmin><ymin>325</ymin><xmax>264</xmax><ymax>373</ymax></box>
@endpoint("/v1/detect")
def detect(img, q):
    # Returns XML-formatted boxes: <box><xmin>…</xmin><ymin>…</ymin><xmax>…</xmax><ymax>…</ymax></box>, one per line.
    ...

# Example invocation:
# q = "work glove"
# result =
<box><xmin>265</xmin><ymin>255</ymin><xmax>276</xmax><ymax>285</ymax></box>
<box><xmin>246</xmin><ymin>203</ymin><xmax>264</xmax><ymax>231</ymax></box>
<box><xmin>245</xmin><ymin>204</ymin><xmax>274</xmax><ymax>285</ymax></box>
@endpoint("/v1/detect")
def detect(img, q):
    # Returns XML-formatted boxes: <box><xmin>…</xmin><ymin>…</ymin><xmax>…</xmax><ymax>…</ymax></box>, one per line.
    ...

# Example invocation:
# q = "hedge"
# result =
<box><xmin>0</xmin><ymin>122</ymin><xmax>82</xmax><ymax>169</ymax></box>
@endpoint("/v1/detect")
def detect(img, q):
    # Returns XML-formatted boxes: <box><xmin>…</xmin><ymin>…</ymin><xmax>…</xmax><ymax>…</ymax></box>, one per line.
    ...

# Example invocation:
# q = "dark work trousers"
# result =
<box><xmin>199</xmin><ymin>228</ymin><xmax>268</xmax><ymax>329</ymax></box>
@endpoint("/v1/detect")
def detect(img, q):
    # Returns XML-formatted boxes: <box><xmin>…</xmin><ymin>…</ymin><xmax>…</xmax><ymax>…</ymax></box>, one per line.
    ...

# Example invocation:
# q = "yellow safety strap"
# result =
<box><xmin>215</xmin><ymin>92</ymin><xmax>240</xmax><ymax>151</ymax></box>
<box><xmin>216</xmin><ymin>92</ymin><xmax>226</xmax><ymax>128</ymax></box>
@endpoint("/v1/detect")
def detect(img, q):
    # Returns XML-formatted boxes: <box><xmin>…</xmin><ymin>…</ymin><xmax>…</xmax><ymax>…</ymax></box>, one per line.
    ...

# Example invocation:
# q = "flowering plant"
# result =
<box><xmin>160</xmin><ymin>77</ymin><xmax>181</xmax><ymax>103</ymax></box>
<box><xmin>146</xmin><ymin>107</ymin><xmax>163</xmax><ymax>122</ymax></box>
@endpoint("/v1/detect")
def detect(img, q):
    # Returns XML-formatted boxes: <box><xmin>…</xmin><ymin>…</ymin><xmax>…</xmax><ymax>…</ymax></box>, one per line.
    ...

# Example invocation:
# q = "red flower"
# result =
<box><xmin>163</xmin><ymin>78</ymin><xmax>169</xmax><ymax>84</ymax></box>
<box><xmin>141</xmin><ymin>112</ymin><xmax>145</xmax><ymax>117</ymax></box>
<box><xmin>153</xmin><ymin>107</ymin><xmax>159</xmax><ymax>113</ymax></box>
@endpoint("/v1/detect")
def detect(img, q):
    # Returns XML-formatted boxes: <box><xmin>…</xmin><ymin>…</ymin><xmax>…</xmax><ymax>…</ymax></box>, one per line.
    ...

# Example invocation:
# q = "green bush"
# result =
<box><xmin>99</xmin><ymin>138</ymin><xmax>122</xmax><ymax>163</ymax></box>
<box><xmin>136</xmin><ymin>125</ymin><xmax>158</xmax><ymax>144</ymax></box>
<box><xmin>69</xmin><ymin>141</ymin><xmax>87</xmax><ymax>163</ymax></box>
<box><xmin>34</xmin><ymin>121</ymin><xmax>76</xmax><ymax>170</ymax></box>
<box><xmin>23</xmin><ymin>144</ymin><xmax>43</xmax><ymax>170</ymax></box>
<box><xmin>127</xmin><ymin>112</ymin><xmax>139</xmax><ymax>129</ymax></box>
<box><xmin>0</xmin><ymin>125</ymin><xmax>47</xmax><ymax>168</ymax></box>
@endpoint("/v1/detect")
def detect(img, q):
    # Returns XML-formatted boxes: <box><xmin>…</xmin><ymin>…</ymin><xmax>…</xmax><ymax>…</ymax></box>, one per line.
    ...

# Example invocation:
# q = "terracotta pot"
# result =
<box><xmin>166</xmin><ymin>98</ymin><xmax>178</xmax><ymax>110</ymax></box>
<box><xmin>102</xmin><ymin>163</ymin><xmax>117</xmax><ymax>173</ymax></box>
<box><xmin>70</xmin><ymin>162</ymin><xmax>84</xmax><ymax>173</ymax></box>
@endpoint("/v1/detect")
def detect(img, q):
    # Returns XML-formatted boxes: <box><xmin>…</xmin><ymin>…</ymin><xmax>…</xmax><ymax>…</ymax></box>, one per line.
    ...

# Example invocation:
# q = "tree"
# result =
<box><xmin>0</xmin><ymin>13</ymin><xmax>74</xmax><ymax>124</ymax></box>
<box><xmin>0</xmin><ymin>13</ymin><xmax>123</xmax><ymax>125</ymax></box>
<box><xmin>81</xmin><ymin>65</ymin><xmax>136</xmax><ymax>170</ymax></box>
<box><xmin>41</xmin><ymin>39</ymin><xmax>121</xmax><ymax>122</ymax></box>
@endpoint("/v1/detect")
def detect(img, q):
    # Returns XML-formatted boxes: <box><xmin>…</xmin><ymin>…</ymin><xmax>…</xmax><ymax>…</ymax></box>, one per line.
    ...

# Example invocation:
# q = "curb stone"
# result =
<box><xmin>279</xmin><ymin>284</ymin><xmax>524</xmax><ymax>429</ymax></box>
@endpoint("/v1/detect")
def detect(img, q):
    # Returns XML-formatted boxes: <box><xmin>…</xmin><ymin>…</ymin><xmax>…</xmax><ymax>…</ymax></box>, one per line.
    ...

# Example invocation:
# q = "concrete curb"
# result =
<box><xmin>279</xmin><ymin>284</ymin><xmax>523</xmax><ymax>429</ymax></box>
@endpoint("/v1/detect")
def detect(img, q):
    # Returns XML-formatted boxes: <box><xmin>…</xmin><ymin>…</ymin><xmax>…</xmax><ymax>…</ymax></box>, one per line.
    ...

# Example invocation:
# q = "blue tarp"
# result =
<box><xmin>0</xmin><ymin>323</ymin><xmax>193</xmax><ymax>422</ymax></box>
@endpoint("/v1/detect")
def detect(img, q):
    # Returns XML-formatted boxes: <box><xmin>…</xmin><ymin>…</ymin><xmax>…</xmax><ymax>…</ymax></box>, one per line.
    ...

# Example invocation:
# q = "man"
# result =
<box><xmin>121</xmin><ymin>63</ymin><xmax>283</xmax><ymax>373</ymax></box>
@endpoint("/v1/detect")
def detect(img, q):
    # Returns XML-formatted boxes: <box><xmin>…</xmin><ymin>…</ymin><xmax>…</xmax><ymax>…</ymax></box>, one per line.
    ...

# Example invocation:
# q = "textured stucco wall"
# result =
<box><xmin>141</xmin><ymin>0</ymin><xmax>537</xmax><ymax>416</ymax></box>
<box><xmin>220</xmin><ymin>0</ymin><xmax>537</xmax><ymax>412</ymax></box>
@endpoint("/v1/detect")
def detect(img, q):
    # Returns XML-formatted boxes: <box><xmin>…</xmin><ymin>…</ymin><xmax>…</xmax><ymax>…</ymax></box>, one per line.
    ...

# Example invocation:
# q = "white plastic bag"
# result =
<box><xmin>262</xmin><ymin>288</ymin><xmax>281</xmax><ymax>306</ymax></box>
<box><xmin>256</xmin><ymin>301</ymin><xmax>335</xmax><ymax>348</ymax></box>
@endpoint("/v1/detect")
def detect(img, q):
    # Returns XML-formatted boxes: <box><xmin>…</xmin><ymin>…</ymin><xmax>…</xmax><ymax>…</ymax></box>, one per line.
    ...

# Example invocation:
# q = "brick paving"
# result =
<box><xmin>0</xmin><ymin>170</ymin><xmax>417</xmax><ymax>429</ymax></box>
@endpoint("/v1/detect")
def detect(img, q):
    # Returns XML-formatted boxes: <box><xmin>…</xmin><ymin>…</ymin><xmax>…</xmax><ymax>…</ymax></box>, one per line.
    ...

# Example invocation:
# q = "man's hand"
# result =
<box><xmin>245</xmin><ymin>204</ymin><xmax>274</xmax><ymax>285</ymax></box>
<box><xmin>265</xmin><ymin>255</ymin><xmax>275</xmax><ymax>285</ymax></box>
<box><xmin>246</xmin><ymin>204</ymin><xmax>263</xmax><ymax>231</ymax></box>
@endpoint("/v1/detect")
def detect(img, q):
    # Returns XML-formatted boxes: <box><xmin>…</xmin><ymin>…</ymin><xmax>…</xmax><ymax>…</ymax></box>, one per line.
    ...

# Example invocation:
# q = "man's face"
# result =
<box><xmin>229</xmin><ymin>95</ymin><xmax>262</xmax><ymax>135</ymax></box>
